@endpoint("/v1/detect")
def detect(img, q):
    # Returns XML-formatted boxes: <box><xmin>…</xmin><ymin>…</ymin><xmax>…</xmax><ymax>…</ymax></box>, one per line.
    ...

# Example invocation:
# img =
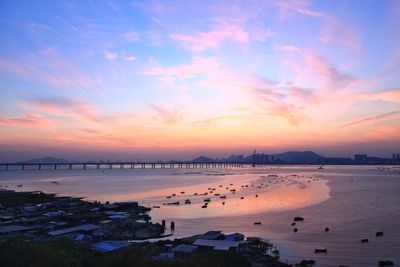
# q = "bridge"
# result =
<box><xmin>0</xmin><ymin>162</ymin><xmax>270</xmax><ymax>171</ymax></box>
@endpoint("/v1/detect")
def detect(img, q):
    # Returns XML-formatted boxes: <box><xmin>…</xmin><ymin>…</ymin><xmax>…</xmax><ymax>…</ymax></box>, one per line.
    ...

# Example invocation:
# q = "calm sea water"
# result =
<box><xmin>1</xmin><ymin>165</ymin><xmax>399</xmax><ymax>266</ymax></box>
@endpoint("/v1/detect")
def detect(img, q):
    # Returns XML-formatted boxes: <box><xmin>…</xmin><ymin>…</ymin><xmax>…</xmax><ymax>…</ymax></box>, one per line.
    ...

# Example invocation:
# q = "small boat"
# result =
<box><xmin>255</xmin><ymin>194</ymin><xmax>258</xmax><ymax>197</ymax></box>
<box><xmin>152</xmin><ymin>206</ymin><xmax>160</xmax><ymax>208</ymax></box>
<box><xmin>167</xmin><ymin>201</ymin><xmax>180</xmax><ymax>206</ymax></box>
<box><xmin>214</xmin><ymin>193</ymin><xmax>220</xmax><ymax>196</ymax></box>
<box><xmin>293</xmin><ymin>228</ymin><xmax>298</xmax><ymax>233</ymax></box>
<box><xmin>376</xmin><ymin>231</ymin><xmax>384</xmax><ymax>237</ymax></box>
<box><xmin>17</xmin><ymin>184</ymin><xmax>23</xmax><ymax>187</ymax></box>
<box><xmin>379</xmin><ymin>260</ymin><xmax>394</xmax><ymax>266</ymax></box>
<box><xmin>184</xmin><ymin>199</ymin><xmax>191</xmax><ymax>204</ymax></box>
<box><xmin>314</xmin><ymin>248</ymin><xmax>327</xmax><ymax>253</ymax></box>
<box><xmin>325</xmin><ymin>227</ymin><xmax>330</xmax><ymax>232</ymax></box>
<box><xmin>220</xmin><ymin>195</ymin><xmax>226</xmax><ymax>199</ymax></box>
<box><xmin>294</xmin><ymin>216</ymin><xmax>304</xmax><ymax>222</ymax></box>
<box><xmin>318</xmin><ymin>165</ymin><xmax>324</xmax><ymax>169</ymax></box>
<box><xmin>291</xmin><ymin>222</ymin><xmax>296</xmax><ymax>226</ymax></box>
<box><xmin>240</xmin><ymin>197</ymin><xmax>244</xmax><ymax>199</ymax></box>
<box><xmin>254</xmin><ymin>222</ymin><xmax>262</xmax><ymax>225</ymax></box>
<box><xmin>361</xmin><ymin>238</ymin><xmax>369</xmax><ymax>243</ymax></box>
<box><xmin>204</xmin><ymin>198</ymin><xmax>211</xmax><ymax>202</ymax></box>
<box><xmin>201</xmin><ymin>205</ymin><xmax>208</xmax><ymax>208</ymax></box>
<box><xmin>194</xmin><ymin>193</ymin><xmax>198</xmax><ymax>195</ymax></box>
<box><xmin>166</xmin><ymin>196</ymin><xmax>172</xmax><ymax>199</ymax></box>
<box><xmin>180</xmin><ymin>191</ymin><xmax>185</xmax><ymax>194</ymax></box>
<box><xmin>222</xmin><ymin>202</ymin><xmax>225</xmax><ymax>205</ymax></box>
<box><xmin>172</xmin><ymin>193</ymin><xmax>176</xmax><ymax>196</ymax></box>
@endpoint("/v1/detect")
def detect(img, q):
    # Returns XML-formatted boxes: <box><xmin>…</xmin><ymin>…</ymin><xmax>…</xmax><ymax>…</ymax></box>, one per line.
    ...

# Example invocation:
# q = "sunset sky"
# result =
<box><xmin>1</xmin><ymin>0</ymin><xmax>399</xmax><ymax>161</ymax></box>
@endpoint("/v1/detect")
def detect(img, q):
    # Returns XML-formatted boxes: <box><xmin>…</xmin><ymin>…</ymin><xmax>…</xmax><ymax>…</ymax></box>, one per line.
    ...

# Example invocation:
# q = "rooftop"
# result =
<box><xmin>193</xmin><ymin>239</ymin><xmax>239</xmax><ymax>251</ymax></box>
<box><xmin>48</xmin><ymin>224</ymin><xmax>100</xmax><ymax>236</ymax></box>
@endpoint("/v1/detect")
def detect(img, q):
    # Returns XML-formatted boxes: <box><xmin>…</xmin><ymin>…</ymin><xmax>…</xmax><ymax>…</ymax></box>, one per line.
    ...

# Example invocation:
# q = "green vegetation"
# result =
<box><xmin>0</xmin><ymin>238</ymin><xmax>252</xmax><ymax>267</ymax></box>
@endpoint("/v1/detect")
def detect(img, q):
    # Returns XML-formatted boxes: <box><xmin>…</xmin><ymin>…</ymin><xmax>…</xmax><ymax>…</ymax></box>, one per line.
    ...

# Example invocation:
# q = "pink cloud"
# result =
<box><xmin>148</xmin><ymin>103</ymin><xmax>184</xmax><ymax>124</ymax></box>
<box><xmin>104</xmin><ymin>51</ymin><xmax>118</xmax><ymax>60</ymax></box>
<box><xmin>319</xmin><ymin>18</ymin><xmax>361</xmax><ymax>51</ymax></box>
<box><xmin>275</xmin><ymin>44</ymin><xmax>301</xmax><ymax>53</ymax></box>
<box><xmin>303</xmin><ymin>52</ymin><xmax>357</xmax><ymax>87</ymax></box>
<box><xmin>0</xmin><ymin>112</ymin><xmax>52</xmax><ymax>128</ymax></box>
<box><xmin>170</xmin><ymin>24</ymin><xmax>249</xmax><ymax>51</ymax></box>
<box><xmin>275</xmin><ymin>0</ymin><xmax>325</xmax><ymax>19</ymax></box>
<box><xmin>23</xmin><ymin>96</ymin><xmax>100</xmax><ymax>122</ymax></box>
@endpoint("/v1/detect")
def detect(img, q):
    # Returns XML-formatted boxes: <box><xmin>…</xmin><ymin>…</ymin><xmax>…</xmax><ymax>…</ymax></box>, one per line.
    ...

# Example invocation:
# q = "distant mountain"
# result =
<box><xmin>190</xmin><ymin>156</ymin><xmax>216</xmax><ymax>163</ymax></box>
<box><xmin>19</xmin><ymin>157</ymin><xmax>68</xmax><ymax>164</ymax></box>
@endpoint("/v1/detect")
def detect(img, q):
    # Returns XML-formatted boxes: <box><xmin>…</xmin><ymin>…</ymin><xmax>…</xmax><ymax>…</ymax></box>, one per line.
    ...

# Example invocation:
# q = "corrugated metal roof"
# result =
<box><xmin>48</xmin><ymin>224</ymin><xmax>100</xmax><ymax>236</ymax></box>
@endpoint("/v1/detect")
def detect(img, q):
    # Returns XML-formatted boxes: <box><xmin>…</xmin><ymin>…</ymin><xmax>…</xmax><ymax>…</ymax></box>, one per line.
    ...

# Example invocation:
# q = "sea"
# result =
<box><xmin>0</xmin><ymin>165</ymin><xmax>399</xmax><ymax>266</ymax></box>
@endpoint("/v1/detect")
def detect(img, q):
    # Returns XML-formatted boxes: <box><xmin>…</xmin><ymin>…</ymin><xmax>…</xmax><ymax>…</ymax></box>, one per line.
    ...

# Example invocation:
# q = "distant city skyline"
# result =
<box><xmin>0</xmin><ymin>1</ymin><xmax>399</xmax><ymax>161</ymax></box>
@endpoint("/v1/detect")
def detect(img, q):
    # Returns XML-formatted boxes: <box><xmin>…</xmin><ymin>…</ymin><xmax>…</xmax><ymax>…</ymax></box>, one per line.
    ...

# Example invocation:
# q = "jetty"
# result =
<box><xmin>0</xmin><ymin>161</ymin><xmax>271</xmax><ymax>171</ymax></box>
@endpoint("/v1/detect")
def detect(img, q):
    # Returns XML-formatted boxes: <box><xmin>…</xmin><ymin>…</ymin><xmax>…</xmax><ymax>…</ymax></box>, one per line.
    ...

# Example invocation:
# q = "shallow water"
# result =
<box><xmin>1</xmin><ymin>165</ymin><xmax>399</xmax><ymax>266</ymax></box>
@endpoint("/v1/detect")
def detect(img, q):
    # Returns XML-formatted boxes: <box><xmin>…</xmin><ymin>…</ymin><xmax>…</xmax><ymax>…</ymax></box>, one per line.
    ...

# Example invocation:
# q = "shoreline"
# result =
<box><xmin>0</xmin><ymin>189</ymin><xmax>295</xmax><ymax>267</ymax></box>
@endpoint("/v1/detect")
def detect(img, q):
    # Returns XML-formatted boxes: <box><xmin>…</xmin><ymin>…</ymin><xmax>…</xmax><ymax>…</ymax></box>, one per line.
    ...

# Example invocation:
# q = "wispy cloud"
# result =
<box><xmin>303</xmin><ymin>52</ymin><xmax>357</xmax><ymax>87</ymax></box>
<box><xmin>170</xmin><ymin>24</ymin><xmax>249</xmax><ymax>51</ymax></box>
<box><xmin>22</xmin><ymin>96</ymin><xmax>100</xmax><ymax>122</ymax></box>
<box><xmin>142</xmin><ymin>56</ymin><xmax>219</xmax><ymax>81</ymax></box>
<box><xmin>124</xmin><ymin>56</ymin><xmax>136</xmax><ymax>61</ymax></box>
<box><xmin>0</xmin><ymin>113</ymin><xmax>52</xmax><ymax>128</ymax></box>
<box><xmin>148</xmin><ymin>103</ymin><xmax>184</xmax><ymax>124</ymax></box>
<box><xmin>338</xmin><ymin>110</ymin><xmax>400</xmax><ymax>129</ymax></box>
<box><xmin>0</xmin><ymin>48</ymin><xmax>98</xmax><ymax>91</ymax></box>
<box><xmin>104</xmin><ymin>51</ymin><xmax>118</xmax><ymax>60</ymax></box>
<box><xmin>275</xmin><ymin>0</ymin><xmax>325</xmax><ymax>19</ymax></box>
<box><xmin>275</xmin><ymin>44</ymin><xmax>301</xmax><ymax>53</ymax></box>
<box><xmin>319</xmin><ymin>18</ymin><xmax>361</xmax><ymax>51</ymax></box>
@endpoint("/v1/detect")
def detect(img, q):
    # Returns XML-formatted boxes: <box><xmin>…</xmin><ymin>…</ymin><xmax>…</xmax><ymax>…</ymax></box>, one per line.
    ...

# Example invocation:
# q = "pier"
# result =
<box><xmin>0</xmin><ymin>162</ymin><xmax>270</xmax><ymax>171</ymax></box>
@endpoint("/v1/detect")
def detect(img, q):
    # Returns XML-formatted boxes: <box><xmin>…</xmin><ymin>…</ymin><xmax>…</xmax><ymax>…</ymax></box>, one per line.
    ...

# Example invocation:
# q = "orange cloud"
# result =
<box><xmin>22</xmin><ymin>96</ymin><xmax>100</xmax><ymax>122</ymax></box>
<box><xmin>0</xmin><ymin>112</ymin><xmax>52</xmax><ymax>128</ymax></box>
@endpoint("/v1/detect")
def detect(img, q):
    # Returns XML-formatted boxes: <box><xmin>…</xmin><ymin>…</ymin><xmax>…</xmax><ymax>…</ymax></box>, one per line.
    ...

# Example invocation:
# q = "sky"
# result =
<box><xmin>0</xmin><ymin>0</ymin><xmax>399</xmax><ymax>162</ymax></box>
